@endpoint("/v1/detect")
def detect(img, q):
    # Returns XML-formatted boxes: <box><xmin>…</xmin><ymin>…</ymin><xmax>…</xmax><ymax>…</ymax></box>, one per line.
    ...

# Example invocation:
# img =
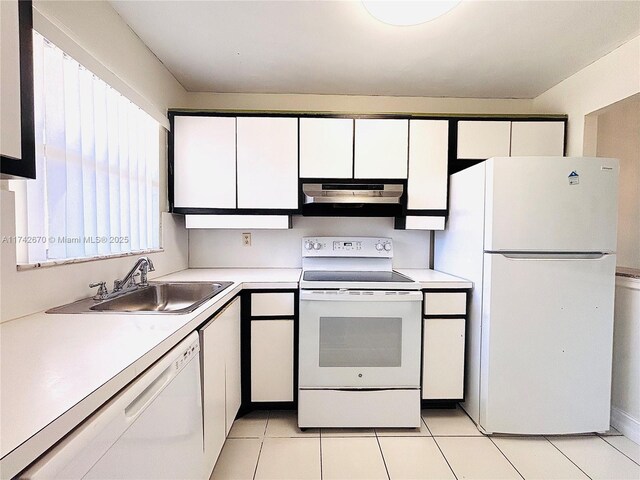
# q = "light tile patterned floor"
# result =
<box><xmin>211</xmin><ymin>408</ymin><xmax>640</xmax><ymax>480</ymax></box>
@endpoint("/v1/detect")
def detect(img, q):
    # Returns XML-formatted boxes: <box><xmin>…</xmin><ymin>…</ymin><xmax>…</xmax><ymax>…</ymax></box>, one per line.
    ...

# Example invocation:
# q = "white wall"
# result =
<box><xmin>0</xmin><ymin>190</ymin><xmax>188</xmax><ymax>321</ymax></box>
<box><xmin>33</xmin><ymin>0</ymin><xmax>186</xmax><ymax>123</ymax></box>
<box><xmin>533</xmin><ymin>36</ymin><xmax>640</xmax><ymax>441</ymax></box>
<box><xmin>179</xmin><ymin>91</ymin><xmax>534</xmax><ymax>115</ymax></box>
<box><xmin>595</xmin><ymin>95</ymin><xmax>640</xmax><ymax>269</ymax></box>
<box><xmin>189</xmin><ymin>217</ymin><xmax>430</xmax><ymax>269</ymax></box>
<box><xmin>611</xmin><ymin>277</ymin><xmax>640</xmax><ymax>443</ymax></box>
<box><xmin>593</xmin><ymin>95</ymin><xmax>640</xmax><ymax>443</ymax></box>
<box><xmin>0</xmin><ymin>1</ymin><xmax>190</xmax><ymax>322</ymax></box>
<box><xmin>533</xmin><ymin>35</ymin><xmax>640</xmax><ymax>155</ymax></box>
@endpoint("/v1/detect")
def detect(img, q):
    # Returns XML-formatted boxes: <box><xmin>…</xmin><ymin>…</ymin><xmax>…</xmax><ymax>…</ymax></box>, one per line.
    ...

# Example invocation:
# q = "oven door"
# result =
<box><xmin>299</xmin><ymin>289</ymin><xmax>422</xmax><ymax>389</ymax></box>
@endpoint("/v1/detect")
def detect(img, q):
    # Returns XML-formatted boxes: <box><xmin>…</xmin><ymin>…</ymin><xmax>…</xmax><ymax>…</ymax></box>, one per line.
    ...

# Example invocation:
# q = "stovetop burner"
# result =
<box><xmin>302</xmin><ymin>270</ymin><xmax>414</xmax><ymax>283</ymax></box>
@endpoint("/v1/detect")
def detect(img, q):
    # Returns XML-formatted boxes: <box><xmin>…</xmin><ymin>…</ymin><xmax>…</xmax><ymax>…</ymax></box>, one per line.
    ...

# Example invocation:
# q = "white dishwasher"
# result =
<box><xmin>22</xmin><ymin>332</ymin><xmax>205</xmax><ymax>480</ymax></box>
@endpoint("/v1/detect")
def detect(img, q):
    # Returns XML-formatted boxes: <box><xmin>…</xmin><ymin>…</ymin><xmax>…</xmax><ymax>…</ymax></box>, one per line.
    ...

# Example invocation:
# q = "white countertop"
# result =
<box><xmin>395</xmin><ymin>268</ymin><xmax>473</xmax><ymax>289</ymax></box>
<box><xmin>0</xmin><ymin>266</ymin><xmax>468</xmax><ymax>477</ymax></box>
<box><xmin>0</xmin><ymin>268</ymin><xmax>300</xmax><ymax>478</ymax></box>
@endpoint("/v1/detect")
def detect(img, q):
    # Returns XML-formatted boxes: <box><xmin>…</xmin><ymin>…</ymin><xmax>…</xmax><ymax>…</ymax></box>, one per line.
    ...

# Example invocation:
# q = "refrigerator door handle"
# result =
<box><xmin>495</xmin><ymin>252</ymin><xmax>608</xmax><ymax>260</ymax></box>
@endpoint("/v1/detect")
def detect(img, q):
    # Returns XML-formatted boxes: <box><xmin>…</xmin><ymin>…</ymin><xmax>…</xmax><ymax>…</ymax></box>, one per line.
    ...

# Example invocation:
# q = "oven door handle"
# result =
<box><xmin>299</xmin><ymin>290</ymin><xmax>423</xmax><ymax>302</ymax></box>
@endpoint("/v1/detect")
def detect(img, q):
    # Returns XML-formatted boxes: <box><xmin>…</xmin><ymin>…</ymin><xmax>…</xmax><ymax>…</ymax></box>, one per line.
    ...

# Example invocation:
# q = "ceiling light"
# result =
<box><xmin>362</xmin><ymin>1</ymin><xmax>461</xmax><ymax>26</ymax></box>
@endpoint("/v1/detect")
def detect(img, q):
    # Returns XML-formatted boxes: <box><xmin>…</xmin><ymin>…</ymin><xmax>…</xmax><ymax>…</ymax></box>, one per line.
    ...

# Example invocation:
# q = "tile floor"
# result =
<box><xmin>211</xmin><ymin>407</ymin><xmax>640</xmax><ymax>480</ymax></box>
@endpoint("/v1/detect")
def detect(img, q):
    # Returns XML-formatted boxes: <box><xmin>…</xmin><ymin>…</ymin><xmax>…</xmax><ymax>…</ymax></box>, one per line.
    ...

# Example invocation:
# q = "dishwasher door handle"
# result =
<box><xmin>124</xmin><ymin>366</ymin><xmax>173</xmax><ymax>419</ymax></box>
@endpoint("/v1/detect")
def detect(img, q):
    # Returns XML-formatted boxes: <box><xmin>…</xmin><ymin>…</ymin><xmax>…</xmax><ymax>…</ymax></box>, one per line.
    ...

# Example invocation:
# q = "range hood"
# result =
<box><xmin>301</xmin><ymin>182</ymin><xmax>405</xmax><ymax>216</ymax></box>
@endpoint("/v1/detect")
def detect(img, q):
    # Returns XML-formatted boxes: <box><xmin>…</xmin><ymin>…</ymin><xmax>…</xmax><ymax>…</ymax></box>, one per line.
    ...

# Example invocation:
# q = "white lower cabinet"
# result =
<box><xmin>221</xmin><ymin>299</ymin><xmax>242</xmax><ymax>435</ymax></box>
<box><xmin>200</xmin><ymin>317</ymin><xmax>226</xmax><ymax>476</ymax></box>
<box><xmin>200</xmin><ymin>297</ymin><xmax>241</xmax><ymax>475</ymax></box>
<box><xmin>251</xmin><ymin>320</ymin><xmax>294</xmax><ymax>402</ymax></box>
<box><xmin>422</xmin><ymin>317</ymin><xmax>465</xmax><ymax>400</ymax></box>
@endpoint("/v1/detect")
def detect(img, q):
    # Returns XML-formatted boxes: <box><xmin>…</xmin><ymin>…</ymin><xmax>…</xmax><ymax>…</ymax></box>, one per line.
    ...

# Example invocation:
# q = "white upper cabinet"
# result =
<box><xmin>457</xmin><ymin>121</ymin><xmax>511</xmax><ymax>159</ymax></box>
<box><xmin>237</xmin><ymin>117</ymin><xmax>298</xmax><ymax>209</ymax></box>
<box><xmin>510</xmin><ymin>121</ymin><xmax>565</xmax><ymax>156</ymax></box>
<box><xmin>0</xmin><ymin>0</ymin><xmax>22</xmax><ymax>161</ymax></box>
<box><xmin>173</xmin><ymin>116</ymin><xmax>236</xmax><ymax>209</ymax></box>
<box><xmin>300</xmin><ymin>118</ymin><xmax>353</xmax><ymax>178</ymax></box>
<box><xmin>1</xmin><ymin>0</ymin><xmax>35</xmax><ymax>178</ymax></box>
<box><xmin>408</xmin><ymin>120</ymin><xmax>449</xmax><ymax>210</ymax></box>
<box><xmin>354</xmin><ymin>119</ymin><xmax>409</xmax><ymax>179</ymax></box>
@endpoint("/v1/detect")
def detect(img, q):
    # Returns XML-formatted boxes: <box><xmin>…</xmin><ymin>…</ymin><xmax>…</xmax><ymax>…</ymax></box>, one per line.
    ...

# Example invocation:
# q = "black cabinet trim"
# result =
<box><xmin>1</xmin><ymin>0</ymin><xmax>35</xmax><ymax>179</ymax></box>
<box><xmin>168</xmin><ymin>110</ymin><xmax>568</xmax><ymax>122</ymax></box>
<box><xmin>239</xmin><ymin>288</ymin><xmax>299</xmax><ymax>415</ymax></box>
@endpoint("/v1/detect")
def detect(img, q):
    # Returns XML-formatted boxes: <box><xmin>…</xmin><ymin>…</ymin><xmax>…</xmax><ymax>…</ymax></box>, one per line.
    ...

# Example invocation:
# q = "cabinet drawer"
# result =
<box><xmin>424</xmin><ymin>292</ymin><xmax>466</xmax><ymax>315</ymax></box>
<box><xmin>251</xmin><ymin>292</ymin><xmax>295</xmax><ymax>316</ymax></box>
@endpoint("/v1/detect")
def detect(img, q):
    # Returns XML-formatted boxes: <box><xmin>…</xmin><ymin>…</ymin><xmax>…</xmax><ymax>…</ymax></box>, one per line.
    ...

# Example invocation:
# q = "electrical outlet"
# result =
<box><xmin>242</xmin><ymin>233</ymin><xmax>251</xmax><ymax>247</ymax></box>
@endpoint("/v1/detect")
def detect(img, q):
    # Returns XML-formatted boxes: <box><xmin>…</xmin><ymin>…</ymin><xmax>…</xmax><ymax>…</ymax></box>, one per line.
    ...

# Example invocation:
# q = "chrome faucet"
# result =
<box><xmin>113</xmin><ymin>256</ymin><xmax>156</xmax><ymax>292</ymax></box>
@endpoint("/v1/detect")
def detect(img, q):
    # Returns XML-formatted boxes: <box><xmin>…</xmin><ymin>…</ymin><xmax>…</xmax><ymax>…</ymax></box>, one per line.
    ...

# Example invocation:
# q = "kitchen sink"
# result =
<box><xmin>47</xmin><ymin>281</ymin><xmax>234</xmax><ymax>314</ymax></box>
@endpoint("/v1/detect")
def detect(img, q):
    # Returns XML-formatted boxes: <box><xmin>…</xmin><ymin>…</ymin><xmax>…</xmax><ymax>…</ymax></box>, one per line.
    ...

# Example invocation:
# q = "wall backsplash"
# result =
<box><xmin>189</xmin><ymin>216</ymin><xmax>431</xmax><ymax>268</ymax></box>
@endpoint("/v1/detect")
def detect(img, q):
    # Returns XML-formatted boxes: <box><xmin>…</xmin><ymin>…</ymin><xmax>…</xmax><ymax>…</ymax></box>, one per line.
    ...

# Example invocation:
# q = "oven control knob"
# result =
<box><xmin>384</xmin><ymin>243</ymin><xmax>392</xmax><ymax>251</ymax></box>
<box><xmin>375</xmin><ymin>243</ymin><xmax>384</xmax><ymax>251</ymax></box>
<box><xmin>304</xmin><ymin>241</ymin><xmax>314</xmax><ymax>251</ymax></box>
<box><xmin>313</xmin><ymin>242</ymin><xmax>322</xmax><ymax>250</ymax></box>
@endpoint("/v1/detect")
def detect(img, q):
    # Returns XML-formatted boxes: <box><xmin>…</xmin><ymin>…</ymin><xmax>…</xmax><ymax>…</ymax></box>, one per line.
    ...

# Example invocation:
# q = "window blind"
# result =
<box><xmin>17</xmin><ymin>32</ymin><xmax>160</xmax><ymax>264</ymax></box>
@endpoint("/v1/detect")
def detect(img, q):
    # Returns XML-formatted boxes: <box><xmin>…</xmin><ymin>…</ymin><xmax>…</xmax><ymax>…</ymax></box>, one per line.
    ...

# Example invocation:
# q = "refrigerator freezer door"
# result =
<box><xmin>484</xmin><ymin>157</ymin><xmax>619</xmax><ymax>252</ymax></box>
<box><xmin>480</xmin><ymin>253</ymin><xmax>616</xmax><ymax>434</ymax></box>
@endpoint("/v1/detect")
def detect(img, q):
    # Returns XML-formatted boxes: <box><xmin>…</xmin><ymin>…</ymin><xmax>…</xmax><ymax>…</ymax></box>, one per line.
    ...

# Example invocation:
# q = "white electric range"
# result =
<box><xmin>298</xmin><ymin>237</ymin><xmax>423</xmax><ymax>428</ymax></box>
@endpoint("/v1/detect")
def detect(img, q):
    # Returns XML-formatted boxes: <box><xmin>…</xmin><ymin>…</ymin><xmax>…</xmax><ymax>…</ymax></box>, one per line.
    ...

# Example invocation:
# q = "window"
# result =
<box><xmin>11</xmin><ymin>32</ymin><xmax>160</xmax><ymax>265</ymax></box>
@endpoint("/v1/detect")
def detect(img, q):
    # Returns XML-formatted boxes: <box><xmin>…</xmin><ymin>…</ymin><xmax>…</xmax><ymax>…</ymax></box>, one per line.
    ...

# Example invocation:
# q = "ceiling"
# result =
<box><xmin>110</xmin><ymin>0</ymin><xmax>640</xmax><ymax>99</ymax></box>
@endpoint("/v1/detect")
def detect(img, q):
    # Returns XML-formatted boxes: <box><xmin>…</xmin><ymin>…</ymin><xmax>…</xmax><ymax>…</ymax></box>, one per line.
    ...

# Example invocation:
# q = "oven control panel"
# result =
<box><xmin>302</xmin><ymin>237</ymin><xmax>393</xmax><ymax>258</ymax></box>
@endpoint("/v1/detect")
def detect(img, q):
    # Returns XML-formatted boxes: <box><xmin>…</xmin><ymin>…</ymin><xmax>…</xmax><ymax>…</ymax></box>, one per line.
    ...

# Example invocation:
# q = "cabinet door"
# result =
<box><xmin>173</xmin><ymin>116</ymin><xmax>236</xmax><ymax>208</ymax></box>
<box><xmin>422</xmin><ymin>318</ymin><xmax>465</xmax><ymax>400</ymax></box>
<box><xmin>300</xmin><ymin>118</ymin><xmax>353</xmax><ymax>178</ymax></box>
<box><xmin>510</xmin><ymin>121</ymin><xmax>565</xmax><ymax>156</ymax></box>
<box><xmin>408</xmin><ymin>120</ymin><xmax>449</xmax><ymax>210</ymax></box>
<box><xmin>354</xmin><ymin>119</ymin><xmax>408</xmax><ymax>179</ymax></box>
<box><xmin>237</xmin><ymin>117</ymin><xmax>298</xmax><ymax>209</ymax></box>
<box><xmin>1</xmin><ymin>0</ymin><xmax>22</xmax><ymax>161</ymax></box>
<box><xmin>251</xmin><ymin>320</ymin><xmax>294</xmax><ymax>402</ymax></box>
<box><xmin>1</xmin><ymin>0</ymin><xmax>35</xmax><ymax>178</ymax></box>
<box><xmin>201</xmin><ymin>319</ymin><xmax>227</xmax><ymax>475</ymax></box>
<box><xmin>457</xmin><ymin>121</ymin><xmax>511</xmax><ymax>159</ymax></box>
<box><xmin>222</xmin><ymin>298</ymin><xmax>242</xmax><ymax>435</ymax></box>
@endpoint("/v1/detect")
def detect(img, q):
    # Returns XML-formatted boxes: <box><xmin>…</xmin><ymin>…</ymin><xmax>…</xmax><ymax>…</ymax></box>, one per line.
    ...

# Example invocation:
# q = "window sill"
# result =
<box><xmin>16</xmin><ymin>248</ymin><xmax>164</xmax><ymax>271</ymax></box>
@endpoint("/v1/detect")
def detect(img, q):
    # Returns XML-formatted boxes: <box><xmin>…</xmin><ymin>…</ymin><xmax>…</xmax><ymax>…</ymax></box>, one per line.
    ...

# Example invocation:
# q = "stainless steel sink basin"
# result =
<box><xmin>47</xmin><ymin>281</ymin><xmax>234</xmax><ymax>314</ymax></box>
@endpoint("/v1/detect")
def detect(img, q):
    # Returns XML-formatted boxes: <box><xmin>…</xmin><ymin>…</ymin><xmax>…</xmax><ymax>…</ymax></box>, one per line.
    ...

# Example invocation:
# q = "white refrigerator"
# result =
<box><xmin>435</xmin><ymin>156</ymin><xmax>619</xmax><ymax>435</ymax></box>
